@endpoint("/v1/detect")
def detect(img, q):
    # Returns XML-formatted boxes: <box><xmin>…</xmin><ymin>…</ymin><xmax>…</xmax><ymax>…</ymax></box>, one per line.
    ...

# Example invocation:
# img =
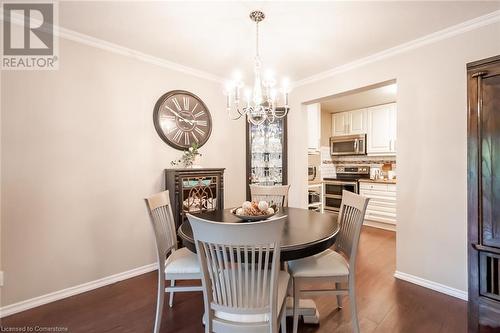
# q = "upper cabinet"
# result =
<box><xmin>366</xmin><ymin>103</ymin><xmax>397</xmax><ymax>155</ymax></box>
<box><xmin>330</xmin><ymin>103</ymin><xmax>396</xmax><ymax>155</ymax></box>
<box><xmin>331</xmin><ymin>109</ymin><xmax>366</xmax><ymax>137</ymax></box>
<box><xmin>331</xmin><ymin>112</ymin><xmax>349</xmax><ymax>136</ymax></box>
<box><xmin>349</xmin><ymin>109</ymin><xmax>367</xmax><ymax>135</ymax></box>
<box><xmin>307</xmin><ymin>103</ymin><xmax>321</xmax><ymax>151</ymax></box>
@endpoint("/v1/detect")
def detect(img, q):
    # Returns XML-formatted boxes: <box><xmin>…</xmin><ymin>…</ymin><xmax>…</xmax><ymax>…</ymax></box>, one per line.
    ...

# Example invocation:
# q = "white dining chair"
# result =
<box><xmin>287</xmin><ymin>190</ymin><xmax>369</xmax><ymax>333</ymax></box>
<box><xmin>187</xmin><ymin>213</ymin><xmax>289</xmax><ymax>333</ymax></box>
<box><xmin>249</xmin><ymin>185</ymin><xmax>291</xmax><ymax>208</ymax></box>
<box><xmin>145</xmin><ymin>190</ymin><xmax>203</xmax><ymax>333</ymax></box>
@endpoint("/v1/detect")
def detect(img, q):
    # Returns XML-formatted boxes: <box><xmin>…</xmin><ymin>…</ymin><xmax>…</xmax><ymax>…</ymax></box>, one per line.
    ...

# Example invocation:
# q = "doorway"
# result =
<box><xmin>305</xmin><ymin>80</ymin><xmax>398</xmax><ymax>232</ymax></box>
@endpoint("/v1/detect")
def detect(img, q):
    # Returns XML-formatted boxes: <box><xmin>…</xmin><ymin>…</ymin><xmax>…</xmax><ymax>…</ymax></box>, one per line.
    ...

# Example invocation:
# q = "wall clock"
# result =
<box><xmin>153</xmin><ymin>90</ymin><xmax>212</xmax><ymax>150</ymax></box>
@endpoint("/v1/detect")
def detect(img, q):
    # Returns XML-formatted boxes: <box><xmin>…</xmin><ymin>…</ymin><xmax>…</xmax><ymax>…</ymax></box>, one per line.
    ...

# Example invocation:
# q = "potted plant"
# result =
<box><xmin>170</xmin><ymin>143</ymin><xmax>202</xmax><ymax>168</ymax></box>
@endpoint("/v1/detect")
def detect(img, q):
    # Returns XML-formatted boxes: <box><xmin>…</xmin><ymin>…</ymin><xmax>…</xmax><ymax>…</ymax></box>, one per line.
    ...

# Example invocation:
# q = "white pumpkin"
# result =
<box><xmin>267</xmin><ymin>207</ymin><xmax>274</xmax><ymax>215</ymax></box>
<box><xmin>258</xmin><ymin>201</ymin><xmax>269</xmax><ymax>212</ymax></box>
<box><xmin>242</xmin><ymin>201</ymin><xmax>252</xmax><ymax>210</ymax></box>
<box><xmin>236</xmin><ymin>208</ymin><xmax>244</xmax><ymax>215</ymax></box>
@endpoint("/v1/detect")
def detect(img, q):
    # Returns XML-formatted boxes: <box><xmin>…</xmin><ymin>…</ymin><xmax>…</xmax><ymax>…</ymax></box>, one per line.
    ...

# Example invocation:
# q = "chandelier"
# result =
<box><xmin>224</xmin><ymin>10</ymin><xmax>290</xmax><ymax>125</ymax></box>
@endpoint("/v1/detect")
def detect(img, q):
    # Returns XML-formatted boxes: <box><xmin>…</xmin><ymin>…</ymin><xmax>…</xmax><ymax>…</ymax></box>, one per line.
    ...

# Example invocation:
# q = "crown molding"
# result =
<box><xmin>57</xmin><ymin>27</ymin><xmax>225</xmax><ymax>83</ymax></box>
<box><xmin>3</xmin><ymin>11</ymin><xmax>225</xmax><ymax>83</ymax></box>
<box><xmin>293</xmin><ymin>10</ymin><xmax>500</xmax><ymax>88</ymax></box>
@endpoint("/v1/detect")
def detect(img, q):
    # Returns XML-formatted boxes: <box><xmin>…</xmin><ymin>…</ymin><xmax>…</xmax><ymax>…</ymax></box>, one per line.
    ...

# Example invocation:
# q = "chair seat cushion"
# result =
<box><xmin>165</xmin><ymin>248</ymin><xmax>201</xmax><ymax>275</ymax></box>
<box><xmin>214</xmin><ymin>270</ymin><xmax>290</xmax><ymax>323</ymax></box>
<box><xmin>287</xmin><ymin>249</ymin><xmax>349</xmax><ymax>278</ymax></box>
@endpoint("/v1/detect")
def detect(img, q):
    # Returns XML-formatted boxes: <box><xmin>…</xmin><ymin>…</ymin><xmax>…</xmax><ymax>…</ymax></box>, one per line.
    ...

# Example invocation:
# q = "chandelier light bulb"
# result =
<box><xmin>265</xmin><ymin>69</ymin><xmax>274</xmax><ymax>80</ymax></box>
<box><xmin>270</xmin><ymin>88</ymin><xmax>277</xmax><ymax>100</ymax></box>
<box><xmin>232</xmin><ymin>70</ymin><xmax>242</xmax><ymax>83</ymax></box>
<box><xmin>281</xmin><ymin>78</ymin><xmax>290</xmax><ymax>91</ymax></box>
<box><xmin>224</xmin><ymin>81</ymin><xmax>233</xmax><ymax>95</ymax></box>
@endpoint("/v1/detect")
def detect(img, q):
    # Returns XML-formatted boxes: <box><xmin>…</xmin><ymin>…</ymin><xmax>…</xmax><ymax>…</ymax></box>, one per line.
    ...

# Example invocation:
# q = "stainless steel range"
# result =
<box><xmin>323</xmin><ymin>165</ymin><xmax>370</xmax><ymax>212</ymax></box>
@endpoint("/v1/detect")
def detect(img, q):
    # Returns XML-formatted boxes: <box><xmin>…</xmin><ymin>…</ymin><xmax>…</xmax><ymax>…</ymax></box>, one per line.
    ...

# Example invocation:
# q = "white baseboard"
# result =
<box><xmin>0</xmin><ymin>263</ymin><xmax>158</xmax><ymax>318</ymax></box>
<box><xmin>363</xmin><ymin>220</ymin><xmax>396</xmax><ymax>232</ymax></box>
<box><xmin>394</xmin><ymin>271</ymin><xmax>468</xmax><ymax>301</ymax></box>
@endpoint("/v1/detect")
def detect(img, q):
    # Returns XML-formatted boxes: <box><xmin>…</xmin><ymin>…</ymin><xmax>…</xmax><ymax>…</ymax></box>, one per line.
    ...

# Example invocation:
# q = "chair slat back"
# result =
<box><xmin>335</xmin><ymin>190</ymin><xmax>369</xmax><ymax>268</ymax></box>
<box><xmin>188</xmin><ymin>214</ymin><xmax>286</xmax><ymax>317</ymax></box>
<box><xmin>250</xmin><ymin>185</ymin><xmax>291</xmax><ymax>208</ymax></box>
<box><xmin>145</xmin><ymin>191</ymin><xmax>178</xmax><ymax>261</ymax></box>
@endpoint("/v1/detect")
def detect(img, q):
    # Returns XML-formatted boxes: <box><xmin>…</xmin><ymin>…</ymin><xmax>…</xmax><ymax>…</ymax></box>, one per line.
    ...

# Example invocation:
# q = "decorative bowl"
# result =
<box><xmin>231</xmin><ymin>206</ymin><xmax>279</xmax><ymax>222</ymax></box>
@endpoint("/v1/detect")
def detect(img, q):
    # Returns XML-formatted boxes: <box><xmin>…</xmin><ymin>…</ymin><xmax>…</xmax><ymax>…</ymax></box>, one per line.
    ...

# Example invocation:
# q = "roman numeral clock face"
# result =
<box><xmin>153</xmin><ymin>91</ymin><xmax>212</xmax><ymax>150</ymax></box>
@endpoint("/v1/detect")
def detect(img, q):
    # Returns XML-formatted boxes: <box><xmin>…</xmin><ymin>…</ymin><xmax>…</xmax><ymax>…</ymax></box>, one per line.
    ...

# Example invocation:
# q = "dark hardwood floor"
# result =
<box><xmin>1</xmin><ymin>226</ymin><xmax>467</xmax><ymax>332</ymax></box>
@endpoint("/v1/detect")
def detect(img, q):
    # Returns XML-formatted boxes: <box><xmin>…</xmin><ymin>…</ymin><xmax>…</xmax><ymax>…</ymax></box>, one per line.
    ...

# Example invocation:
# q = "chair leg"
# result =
<box><xmin>348</xmin><ymin>277</ymin><xmax>359</xmax><ymax>333</ymax></box>
<box><xmin>169</xmin><ymin>279</ymin><xmax>175</xmax><ymax>307</ymax></box>
<box><xmin>335</xmin><ymin>282</ymin><xmax>343</xmax><ymax>309</ymax></box>
<box><xmin>271</xmin><ymin>315</ymin><xmax>278</xmax><ymax>333</ymax></box>
<box><xmin>292</xmin><ymin>278</ymin><xmax>300</xmax><ymax>333</ymax></box>
<box><xmin>154</xmin><ymin>271</ymin><xmax>165</xmax><ymax>333</ymax></box>
<box><xmin>281</xmin><ymin>308</ymin><xmax>287</xmax><ymax>333</ymax></box>
<box><xmin>204</xmin><ymin>311</ymin><xmax>211</xmax><ymax>333</ymax></box>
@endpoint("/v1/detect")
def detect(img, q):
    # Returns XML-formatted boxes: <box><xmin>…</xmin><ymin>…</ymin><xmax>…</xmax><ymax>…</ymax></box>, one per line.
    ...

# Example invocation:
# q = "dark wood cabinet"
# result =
<box><xmin>164</xmin><ymin>168</ymin><xmax>225</xmax><ymax>231</ymax></box>
<box><xmin>467</xmin><ymin>55</ymin><xmax>500</xmax><ymax>331</ymax></box>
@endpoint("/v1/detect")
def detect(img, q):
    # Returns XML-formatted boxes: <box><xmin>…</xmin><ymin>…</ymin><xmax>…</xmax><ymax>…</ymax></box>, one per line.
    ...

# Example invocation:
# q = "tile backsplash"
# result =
<box><xmin>319</xmin><ymin>146</ymin><xmax>396</xmax><ymax>179</ymax></box>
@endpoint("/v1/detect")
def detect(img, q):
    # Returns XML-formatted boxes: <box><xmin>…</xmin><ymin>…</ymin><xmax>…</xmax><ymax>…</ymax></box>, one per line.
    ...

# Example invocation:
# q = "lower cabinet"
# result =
<box><xmin>359</xmin><ymin>182</ymin><xmax>396</xmax><ymax>228</ymax></box>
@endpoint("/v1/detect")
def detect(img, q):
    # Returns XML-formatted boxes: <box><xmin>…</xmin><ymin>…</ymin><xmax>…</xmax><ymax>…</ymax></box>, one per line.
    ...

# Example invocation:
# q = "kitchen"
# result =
<box><xmin>307</xmin><ymin>81</ymin><xmax>397</xmax><ymax>231</ymax></box>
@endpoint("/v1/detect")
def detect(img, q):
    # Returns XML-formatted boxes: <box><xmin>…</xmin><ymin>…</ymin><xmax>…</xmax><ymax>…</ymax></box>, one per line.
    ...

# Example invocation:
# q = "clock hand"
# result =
<box><xmin>170</xmin><ymin>109</ymin><xmax>194</xmax><ymax>125</ymax></box>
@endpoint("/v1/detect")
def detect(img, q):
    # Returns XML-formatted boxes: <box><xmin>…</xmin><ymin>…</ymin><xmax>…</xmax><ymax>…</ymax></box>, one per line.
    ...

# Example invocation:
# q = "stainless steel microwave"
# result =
<box><xmin>330</xmin><ymin>134</ymin><xmax>367</xmax><ymax>156</ymax></box>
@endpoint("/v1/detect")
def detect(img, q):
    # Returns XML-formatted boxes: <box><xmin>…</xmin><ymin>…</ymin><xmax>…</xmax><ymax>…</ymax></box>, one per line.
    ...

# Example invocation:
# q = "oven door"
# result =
<box><xmin>323</xmin><ymin>180</ymin><xmax>359</xmax><ymax>212</ymax></box>
<box><xmin>330</xmin><ymin>135</ymin><xmax>366</xmax><ymax>156</ymax></box>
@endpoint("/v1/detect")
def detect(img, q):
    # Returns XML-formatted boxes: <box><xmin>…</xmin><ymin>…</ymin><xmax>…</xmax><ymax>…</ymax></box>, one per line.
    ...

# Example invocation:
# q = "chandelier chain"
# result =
<box><xmin>255</xmin><ymin>22</ymin><xmax>259</xmax><ymax>58</ymax></box>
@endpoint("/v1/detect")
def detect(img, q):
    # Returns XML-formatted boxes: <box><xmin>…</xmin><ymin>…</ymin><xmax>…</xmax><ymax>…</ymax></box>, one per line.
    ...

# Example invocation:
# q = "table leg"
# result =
<box><xmin>285</xmin><ymin>297</ymin><xmax>320</xmax><ymax>324</ymax></box>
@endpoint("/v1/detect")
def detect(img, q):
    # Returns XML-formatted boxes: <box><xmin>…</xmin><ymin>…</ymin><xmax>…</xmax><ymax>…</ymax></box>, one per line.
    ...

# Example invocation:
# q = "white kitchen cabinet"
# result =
<box><xmin>331</xmin><ymin>109</ymin><xmax>367</xmax><ymax>137</ymax></box>
<box><xmin>366</xmin><ymin>103</ymin><xmax>396</xmax><ymax>155</ymax></box>
<box><xmin>331</xmin><ymin>112</ymin><xmax>349</xmax><ymax>137</ymax></box>
<box><xmin>349</xmin><ymin>109</ymin><xmax>367</xmax><ymax>134</ymax></box>
<box><xmin>307</xmin><ymin>103</ymin><xmax>321</xmax><ymax>151</ymax></box>
<box><xmin>359</xmin><ymin>182</ymin><xmax>397</xmax><ymax>228</ymax></box>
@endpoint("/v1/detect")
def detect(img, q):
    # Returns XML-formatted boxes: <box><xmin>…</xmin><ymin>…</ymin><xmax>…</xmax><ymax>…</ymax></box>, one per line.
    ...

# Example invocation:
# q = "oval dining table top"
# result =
<box><xmin>178</xmin><ymin>207</ymin><xmax>340</xmax><ymax>261</ymax></box>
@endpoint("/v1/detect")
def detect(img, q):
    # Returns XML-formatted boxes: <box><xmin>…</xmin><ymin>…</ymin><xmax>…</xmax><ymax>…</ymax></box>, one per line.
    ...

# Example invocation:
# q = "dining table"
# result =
<box><xmin>177</xmin><ymin>206</ymin><xmax>340</xmax><ymax>324</ymax></box>
<box><xmin>178</xmin><ymin>207</ymin><xmax>339</xmax><ymax>261</ymax></box>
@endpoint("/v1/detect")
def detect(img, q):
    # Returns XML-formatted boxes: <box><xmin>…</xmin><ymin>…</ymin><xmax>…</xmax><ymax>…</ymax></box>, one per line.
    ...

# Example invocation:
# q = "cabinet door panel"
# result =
<box><xmin>481</xmin><ymin>75</ymin><xmax>500</xmax><ymax>249</ymax></box>
<box><xmin>332</xmin><ymin>112</ymin><xmax>348</xmax><ymax>137</ymax></box>
<box><xmin>350</xmin><ymin>109</ymin><xmax>367</xmax><ymax>134</ymax></box>
<box><xmin>367</xmin><ymin>105</ymin><xmax>392</xmax><ymax>154</ymax></box>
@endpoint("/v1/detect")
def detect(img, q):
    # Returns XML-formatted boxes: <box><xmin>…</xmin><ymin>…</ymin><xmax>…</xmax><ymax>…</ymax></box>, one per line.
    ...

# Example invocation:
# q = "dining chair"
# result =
<box><xmin>187</xmin><ymin>213</ymin><xmax>289</xmax><ymax>333</ymax></box>
<box><xmin>287</xmin><ymin>190</ymin><xmax>369</xmax><ymax>333</ymax></box>
<box><xmin>249</xmin><ymin>185</ymin><xmax>291</xmax><ymax>208</ymax></box>
<box><xmin>145</xmin><ymin>190</ymin><xmax>203</xmax><ymax>333</ymax></box>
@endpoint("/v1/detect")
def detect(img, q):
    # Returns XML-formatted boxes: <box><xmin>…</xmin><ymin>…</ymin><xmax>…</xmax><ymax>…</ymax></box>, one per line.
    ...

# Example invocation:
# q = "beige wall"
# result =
<box><xmin>288</xmin><ymin>22</ymin><xmax>500</xmax><ymax>292</ymax></box>
<box><xmin>0</xmin><ymin>38</ymin><xmax>246</xmax><ymax>306</ymax></box>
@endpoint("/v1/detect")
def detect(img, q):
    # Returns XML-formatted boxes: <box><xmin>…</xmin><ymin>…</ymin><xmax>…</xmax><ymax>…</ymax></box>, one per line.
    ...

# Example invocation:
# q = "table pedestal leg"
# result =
<box><xmin>285</xmin><ymin>297</ymin><xmax>320</xmax><ymax>324</ymax></box>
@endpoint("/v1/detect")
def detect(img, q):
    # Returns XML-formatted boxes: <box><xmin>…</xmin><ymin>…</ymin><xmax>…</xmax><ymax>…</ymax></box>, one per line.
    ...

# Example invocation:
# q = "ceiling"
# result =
<box><xmin>321</xmin><ymin>83</ymin><xmax>397</xmax><ymax>113</ymax></box>
<box><xmin>59</xmin><ymin>1</ymin><xmax>500</xmax><ymax>82</ymax></box>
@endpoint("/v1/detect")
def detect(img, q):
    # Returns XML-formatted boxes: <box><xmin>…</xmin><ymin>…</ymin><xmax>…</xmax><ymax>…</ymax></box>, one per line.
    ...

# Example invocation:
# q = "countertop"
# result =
<box><xmin>358</xmin><ymin>178</ymin><xmax>397</xmax><ymax>184</ymax></box>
